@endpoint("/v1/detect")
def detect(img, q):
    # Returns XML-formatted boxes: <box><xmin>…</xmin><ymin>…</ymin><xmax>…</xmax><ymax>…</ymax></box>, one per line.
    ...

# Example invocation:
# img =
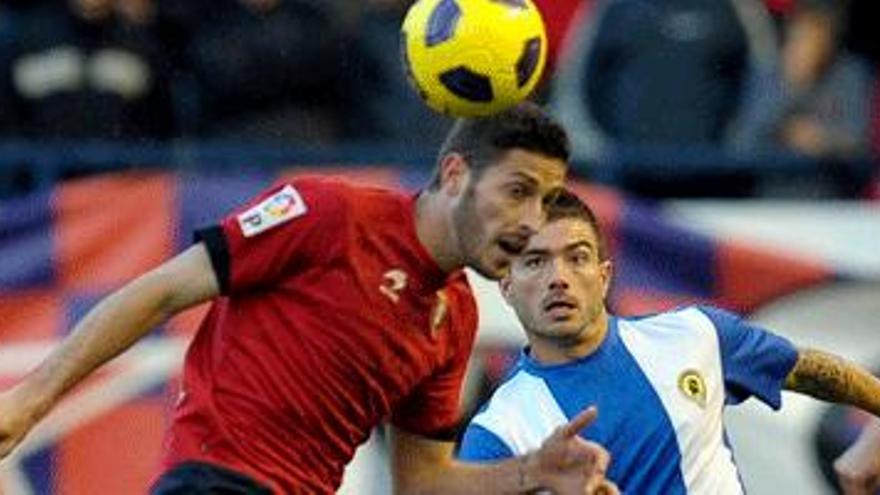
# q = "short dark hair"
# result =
<box><xmin>544</xmin><ymin>189</ymin><xmax>608</xmax><ymax>260</ymax></box>
<box><xmin>429</xmin><ymin>101</ymin><xmax>570</xmax><ymax>189</ymax></box>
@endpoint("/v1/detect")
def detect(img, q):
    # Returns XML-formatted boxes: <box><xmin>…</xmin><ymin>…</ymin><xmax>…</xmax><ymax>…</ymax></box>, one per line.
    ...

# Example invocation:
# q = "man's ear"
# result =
<box><xmin>600</xmin><ymin>259</ymin><xmax>614</xmax><ymax>300</ymax></box>
<box><xmin>437</xmin><ymin>153</ymin><xmax>470</xmax><ymax>197</ymax></box>
<box><xmin>499</xmin><ymin>276</ymin><xmax>513</xmax><ymax>304</ymax></box>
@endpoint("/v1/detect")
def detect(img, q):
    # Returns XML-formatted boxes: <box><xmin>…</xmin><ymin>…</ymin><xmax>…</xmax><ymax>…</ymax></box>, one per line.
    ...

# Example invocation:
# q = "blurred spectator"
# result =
<box><xmin>182</xmin><ymin>0</ymin><xmax>366</xmax><ymax>143</ymax></box>
<box><xmin>763</xmin><ymin>0</ymin><xmax>879</xmax><ymax>68</ymax></box>
<box><xmin>551</xmin><ymin>0</ymin><xmax>777</xmax><ymax>163</ymax></box>
<box><xmin>1</xmin><ymin>0</ymin><xmax>175</xmax><ymax>139</ymax></box>
<box><xmin>734</xmin><ymin>0</ymin><xmax>872</xmax><ymax>161</ymax></box>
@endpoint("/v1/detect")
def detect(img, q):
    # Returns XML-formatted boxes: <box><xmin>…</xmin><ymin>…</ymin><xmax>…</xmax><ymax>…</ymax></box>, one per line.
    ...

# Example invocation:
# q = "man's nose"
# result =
<box><xmin>547</xmin><ymin>258</ymin><xmax>570</xmax><ymax>290</ymax></box>
<box><xmin>519</xmin><ymin>198</ymin><xmax>544</xmax><ymax>234</ymax></box>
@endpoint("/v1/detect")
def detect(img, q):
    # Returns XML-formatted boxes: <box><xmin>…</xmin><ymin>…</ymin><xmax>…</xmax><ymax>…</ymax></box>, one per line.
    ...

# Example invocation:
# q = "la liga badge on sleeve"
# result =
<box><xmin>237</xmin><ymin>184</ymin><xmax>308</xmax><ymax>237</ymax></box>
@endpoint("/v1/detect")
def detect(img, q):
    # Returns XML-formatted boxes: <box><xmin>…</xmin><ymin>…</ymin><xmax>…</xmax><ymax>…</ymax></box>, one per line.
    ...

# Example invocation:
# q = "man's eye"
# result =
<box><xmin>571</xmin><ymin>252</ymin><xmax>590</xmax><ymax>265</ymax></box>
<box><xmin>510</xmin><ymin>184</ymin><xmax>530</xmax><ymax>199</ymax></box>
<box><xmin>524</xmin><ymin>257</ymin><xmax>543</xmax><ymax>268</ymax></box>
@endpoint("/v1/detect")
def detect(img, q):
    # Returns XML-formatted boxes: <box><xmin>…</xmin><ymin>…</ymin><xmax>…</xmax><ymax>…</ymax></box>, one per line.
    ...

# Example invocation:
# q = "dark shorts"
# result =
<box><xmin>151</xmin><ymin>461</ymin><xmax>273</xmax><ymax>495</ymax></box>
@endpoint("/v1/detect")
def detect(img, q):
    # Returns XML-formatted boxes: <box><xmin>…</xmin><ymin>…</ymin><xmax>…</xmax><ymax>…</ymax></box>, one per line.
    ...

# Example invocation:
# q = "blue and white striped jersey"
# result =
<box><xmin>458</xmin><ymin>305</ymin><xmax>799</xmax><ymax>494</ymax></box>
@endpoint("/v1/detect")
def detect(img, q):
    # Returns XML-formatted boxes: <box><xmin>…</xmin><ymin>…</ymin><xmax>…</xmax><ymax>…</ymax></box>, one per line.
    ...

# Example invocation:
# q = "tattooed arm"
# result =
<box><xmin>783</xmin><ymin>348</ymin><xmax>880</xmax><ymax>416</ymax></box>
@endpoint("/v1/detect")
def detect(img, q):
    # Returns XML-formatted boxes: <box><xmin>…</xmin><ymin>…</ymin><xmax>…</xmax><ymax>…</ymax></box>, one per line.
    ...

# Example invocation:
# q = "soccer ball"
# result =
<box><xmin>401</xmin><ymin>0</ymin><xmax>548</xmax><ymax>118</ymax></box>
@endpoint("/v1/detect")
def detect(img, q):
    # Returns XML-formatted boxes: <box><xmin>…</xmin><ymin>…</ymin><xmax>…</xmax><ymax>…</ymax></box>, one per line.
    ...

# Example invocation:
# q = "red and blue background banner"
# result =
<box><xmin>0</xmin><ymin>167</ymin><xmax>839</xmax><ymax>494</ymax></box>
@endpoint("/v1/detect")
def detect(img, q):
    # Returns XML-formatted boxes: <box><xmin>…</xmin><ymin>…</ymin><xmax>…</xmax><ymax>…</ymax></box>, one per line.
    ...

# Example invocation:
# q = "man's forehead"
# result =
<box><xmin>527</xmin><ymin>219</ymin><xmax>596</xmax><ymax>251</ymax></box>
<box><xmin>492</xmin><ymin>150</ymin><xmax>565</xmax><ymax>184</ymax></box>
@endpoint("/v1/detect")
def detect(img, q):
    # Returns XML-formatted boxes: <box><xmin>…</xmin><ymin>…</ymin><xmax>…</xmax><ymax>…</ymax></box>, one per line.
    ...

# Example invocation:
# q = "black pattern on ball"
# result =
<box><xmin>426</xmin><ymin>0</ymin><xmax>462</xmax><ymax>47</ymax></box>
<box><xmin>516</xmin><ymin>37</ymin><xmax>541</xmax><ymax>88</ymax></box>
<box><xmin>439</xmin><ymin>67</ymin><xmax>494</xmax><ymax>102</ymax></box>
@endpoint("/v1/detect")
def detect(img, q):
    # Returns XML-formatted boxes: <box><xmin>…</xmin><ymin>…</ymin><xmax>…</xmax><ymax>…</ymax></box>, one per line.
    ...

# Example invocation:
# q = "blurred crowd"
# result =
<box><xmin>0</xmin><ymin>0</ymin><xmax>876</xmax><ymax>197</ymax></box>
<box><xmin>551</xmin><ymin>0</ymin><xmax>879</xmax><ymax>197</ymax></box>
<box><xmin>0</xmin><ymin>0</ymin><xmax>453</xmax><ymax>145</ymax></box>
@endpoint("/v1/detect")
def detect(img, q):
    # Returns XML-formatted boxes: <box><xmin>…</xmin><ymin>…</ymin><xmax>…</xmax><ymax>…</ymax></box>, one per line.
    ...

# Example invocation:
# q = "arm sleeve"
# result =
<box><xmin>195</xmin><ymin>177</ymin><xmax>347</xmax><ymax>294</ymax></box>
<box><xmin>698</xmin><ymin>305</ymin><xmax>799</xmax><ymax>410</ymax></box>
<box><xmin>458</xmin><ymin>423</ymin><xmax>515</xmax><ymax>462</ymax></box>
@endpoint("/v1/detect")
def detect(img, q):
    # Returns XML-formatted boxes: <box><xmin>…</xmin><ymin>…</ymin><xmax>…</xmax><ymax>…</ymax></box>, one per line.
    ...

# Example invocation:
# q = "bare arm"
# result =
<box><xmin>390</xmin><ymin>407</ymin><xmax>610</xmax><ymax>494</ymax></box>
<box><xmin>0</xmin><ymin>243</ymin><xmax>219</xmax><ymax>458</ymax></box>
<box><xmin>835</xmin><ymin>419</ymin><xmax>880</xmax><ymax>495</ymax></box>
<box><xmin>784</xmin><ymin>348</ymin><xmax>880</xmax><ymax>416</ymax></box>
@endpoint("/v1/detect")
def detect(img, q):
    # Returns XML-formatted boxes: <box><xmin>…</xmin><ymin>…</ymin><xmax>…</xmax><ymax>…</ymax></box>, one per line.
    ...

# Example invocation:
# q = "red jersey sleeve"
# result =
<box><xmin>196</xmin><ymin>177</ymin><xmax>348</xmax><ymax>294</ymax></box>
<box><xmin>391</xmin><ymin>290</ymin><xmax>478</xmax><ymax>441</ymax></box>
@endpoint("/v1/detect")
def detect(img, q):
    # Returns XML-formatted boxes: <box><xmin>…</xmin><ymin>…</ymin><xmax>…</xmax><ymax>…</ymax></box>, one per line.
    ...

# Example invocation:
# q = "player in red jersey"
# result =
<box><xmin>0</xmin><ymin>102</ymin><xmax>613</xmax><ymax>494</ymax></box>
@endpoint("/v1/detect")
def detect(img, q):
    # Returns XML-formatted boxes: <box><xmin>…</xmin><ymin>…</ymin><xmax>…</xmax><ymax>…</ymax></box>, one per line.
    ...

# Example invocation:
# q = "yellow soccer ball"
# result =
<box><xmin>401</xmin><ymin>0</ymin><xmax>548</xmax><ymax>117</ymax></box>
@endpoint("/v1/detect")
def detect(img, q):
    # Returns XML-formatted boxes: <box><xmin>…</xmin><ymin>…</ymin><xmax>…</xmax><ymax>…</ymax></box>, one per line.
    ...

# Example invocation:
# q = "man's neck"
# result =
<box><xmin>529</xmin><ymin>312</ymin><xmax>610</xmax><ymax>365</ymax></box>
<box><xmin>414</xmin><ymin>192</ymin><xmax>461</xmax><ymax>274</ymax></box>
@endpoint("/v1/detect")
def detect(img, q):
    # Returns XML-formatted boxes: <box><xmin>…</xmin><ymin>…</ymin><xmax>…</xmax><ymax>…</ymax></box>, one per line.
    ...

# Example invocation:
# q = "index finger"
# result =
<box><xmin>560</xmin><ymin>405</ymin><xmax>597</xmax><ymax>438</ymax></box>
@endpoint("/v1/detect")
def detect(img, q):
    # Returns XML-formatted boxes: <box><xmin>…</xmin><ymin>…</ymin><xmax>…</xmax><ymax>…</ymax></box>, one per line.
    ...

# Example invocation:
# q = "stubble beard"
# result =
<box><xmin>453</xmin><ymin>187</ymin><xmax>499</xmax><ymax>280</ymax></box>
<box><xmin>532</xmin><ymin>297</ymin><xmax>605</xmax><ymax>348</ymax></box>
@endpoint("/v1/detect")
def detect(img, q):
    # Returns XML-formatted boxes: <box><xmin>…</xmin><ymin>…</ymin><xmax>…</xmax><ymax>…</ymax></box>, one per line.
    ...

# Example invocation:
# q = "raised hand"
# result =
<box><xmin>524</xmin><ymin>406</ymin><xmax>611</xmax><ymax>494</ymax></box>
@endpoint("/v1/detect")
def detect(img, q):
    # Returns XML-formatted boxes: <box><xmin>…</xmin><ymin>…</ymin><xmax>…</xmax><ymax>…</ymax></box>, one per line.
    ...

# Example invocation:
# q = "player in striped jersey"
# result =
<box><xmin>459</xmin><ymin>189</ymin><xmax>880</xmax><ymax>494</ymax></box>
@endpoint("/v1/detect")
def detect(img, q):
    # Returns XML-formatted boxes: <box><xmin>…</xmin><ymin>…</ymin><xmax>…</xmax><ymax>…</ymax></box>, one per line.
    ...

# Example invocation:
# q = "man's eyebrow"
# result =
<box><xmin>508</xmin><ymin>171</ymin><xmax>539</xmax><ymax>185</ymax></box>
<box><xmin>521</xmin><ymin>247</ymin><xmax>550</xmax><ymax>257</ymax></box>
<box><xmin>566</xmin><ymin>240</ymin><xmax>595</xmax><ymax>251</ymax></box>
<box><xmin>521</xmin><ymin>240</ymin><xmax>593</xmax><ymax>257</ymax></box>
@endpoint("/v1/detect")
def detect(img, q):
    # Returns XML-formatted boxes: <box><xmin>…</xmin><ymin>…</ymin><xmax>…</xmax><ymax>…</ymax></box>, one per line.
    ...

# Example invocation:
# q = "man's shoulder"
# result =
<box><xmin>290</xmin><ymin>175</ymin><xmax>394</xmax><ymax>198</ymax></box>
<box><xmin>617</xmin><ymin>306</ymin><xmax>725</xmax><ymax>341</ymax></box>
<box><xmin>469</xmin><ymin>368</ymin><xmax>570</xmax><ymax>455</ymax></box>
<box><xmin>446</xmin><ymin>271</ymin><xmax>475</xmax><ymax>296</ymax></box>
<box><xmin>288</xmin><ymin>175</ymin><xmax>407</xmax><ymax>219</ymax></box>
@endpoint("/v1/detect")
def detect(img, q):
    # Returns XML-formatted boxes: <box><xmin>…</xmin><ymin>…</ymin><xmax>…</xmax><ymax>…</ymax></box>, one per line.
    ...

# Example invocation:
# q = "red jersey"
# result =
<box><xmin>162</xmin><ymin>177</ymin><xmax>478</xmax><ymax>493</ymax></box>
